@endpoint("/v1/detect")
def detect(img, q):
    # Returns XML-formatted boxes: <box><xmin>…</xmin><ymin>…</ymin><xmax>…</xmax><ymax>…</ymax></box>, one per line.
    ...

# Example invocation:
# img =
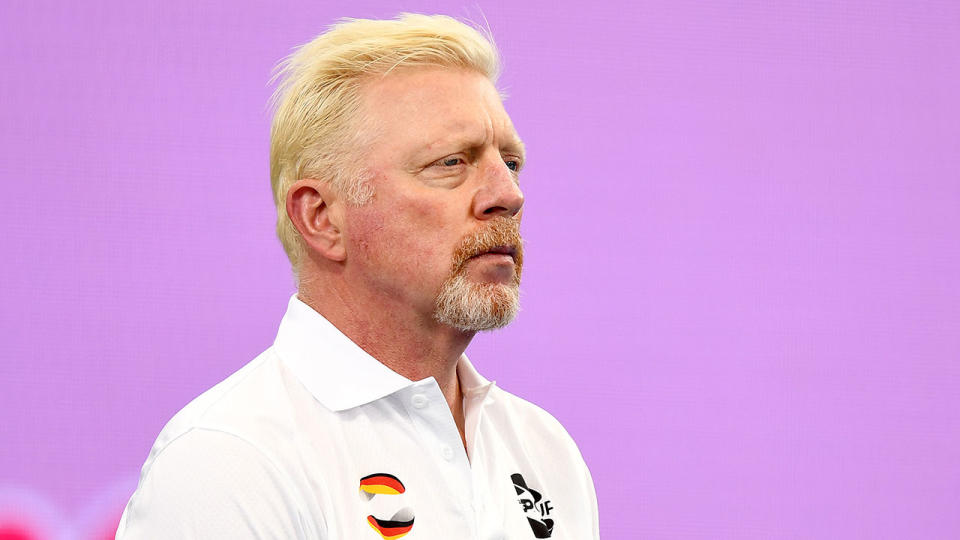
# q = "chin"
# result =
<box><xmin>433</xmin><ymin>275</ymin><xmax>520</xmax><ymax>332</ymax></box>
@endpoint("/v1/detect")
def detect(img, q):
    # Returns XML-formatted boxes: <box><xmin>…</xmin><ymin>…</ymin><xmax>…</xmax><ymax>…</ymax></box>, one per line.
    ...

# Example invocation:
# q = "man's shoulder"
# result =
<box><xmin>486</xmin><ymin>384</ymin><xmax>585</xmax><ymax>458</ymax></box>
<box><xmin>118</xmin><ymin>425</ymin><xmax>310</xmax><ymax>538</ymax></box>
<box><xmin>148</xmin><ymin>347</ymin><xmax>298</xmax><ymax>460</ymax></box>
<box><xmin>118</xmin><ymin>348</ymin><xmax>315</xmax><ymax>538</ymax></box>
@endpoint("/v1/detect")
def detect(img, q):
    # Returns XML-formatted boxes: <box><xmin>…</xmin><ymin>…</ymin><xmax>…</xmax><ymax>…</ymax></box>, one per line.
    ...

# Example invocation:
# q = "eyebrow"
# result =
<box><xmin>502</xmin><ymin>137</ymin><xmax>526</xmax><ymax>160</ymax></box>
<box><xmin>418</xmin><ymin>132</ymin><xmax>526</xmax><ymax>161</ymax></box>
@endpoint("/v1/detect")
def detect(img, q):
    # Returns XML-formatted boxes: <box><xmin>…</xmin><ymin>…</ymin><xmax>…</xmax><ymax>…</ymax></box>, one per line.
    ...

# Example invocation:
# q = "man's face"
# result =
<box><xmin>342</xmin><ymin>67</ymin><xmax>526</xmax><ymax>331</ymax></box>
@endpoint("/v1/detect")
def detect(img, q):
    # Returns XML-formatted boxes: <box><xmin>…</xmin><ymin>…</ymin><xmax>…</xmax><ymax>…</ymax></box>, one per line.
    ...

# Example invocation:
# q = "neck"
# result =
<box><xmin>297</xmin><ymin>273</ymin><xmax>474</xmax><ymax>446</ymax></box>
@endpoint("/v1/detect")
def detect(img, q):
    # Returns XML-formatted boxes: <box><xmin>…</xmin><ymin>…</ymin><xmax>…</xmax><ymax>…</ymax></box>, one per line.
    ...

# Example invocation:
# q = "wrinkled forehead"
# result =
<box><xmin>354</xmin><ymin>66</ymin><xmax>523</xmax><ymax>158</ymax></box>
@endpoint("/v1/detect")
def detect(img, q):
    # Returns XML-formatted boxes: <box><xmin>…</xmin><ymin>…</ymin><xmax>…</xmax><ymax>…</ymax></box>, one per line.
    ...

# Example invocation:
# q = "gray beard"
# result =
<box><xmin>433</xmin><ymin>273</ymin><xmax>520</xmax><ymax>331</ymax></box>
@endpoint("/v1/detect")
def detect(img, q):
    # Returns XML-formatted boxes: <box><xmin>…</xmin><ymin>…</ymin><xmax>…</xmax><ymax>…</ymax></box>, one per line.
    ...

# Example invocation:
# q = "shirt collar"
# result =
<box><xmin>273</xmin><ymin>295</ymin><xmax>493</xmax><ymax>411</ymax></box>
<box><xmin>457</xmin><ymin>351</ymin><xmax>494</xmax><ymax>397</ymax></box>
<box><xmin>274</xmin><ymin>295</ymin><xmax>413</xmax><ymax>411</ymax></box>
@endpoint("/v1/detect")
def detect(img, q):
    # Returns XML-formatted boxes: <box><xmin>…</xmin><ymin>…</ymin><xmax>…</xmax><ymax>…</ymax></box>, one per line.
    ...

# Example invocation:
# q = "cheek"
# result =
<box><xmin>346</xmin><ymin>206</ymin><xmax>387</xmax><ymax>255</ymax></box>
<box><xmin>347</xmin><ymin>198</ymin><xmax>452</xmax><ymax>274</ymax></box>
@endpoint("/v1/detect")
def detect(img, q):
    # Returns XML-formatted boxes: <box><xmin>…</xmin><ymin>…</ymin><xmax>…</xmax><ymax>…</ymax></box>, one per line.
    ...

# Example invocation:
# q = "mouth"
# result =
<box><xmin>471</xmin><ymin>244</ymin><xmax>517</xmax><ymax>260</ymax></box>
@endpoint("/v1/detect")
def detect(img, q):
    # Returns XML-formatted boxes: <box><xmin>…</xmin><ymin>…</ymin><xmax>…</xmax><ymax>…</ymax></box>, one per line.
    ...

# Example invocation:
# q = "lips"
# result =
<box><xmin>470</xmin><ymin>244</ymin><xmax>517</xmax><ymax>260</ymax></box>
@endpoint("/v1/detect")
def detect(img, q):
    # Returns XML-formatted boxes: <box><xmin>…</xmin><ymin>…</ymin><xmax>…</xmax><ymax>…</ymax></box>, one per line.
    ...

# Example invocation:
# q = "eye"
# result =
<box><xmin>435</xmin><ymin>156</ymin><xmax>465</xmax><ymax>167</ymax></box>
<box><xmin>504</xmin><ymin>159</ymin><xmax>522</xmax><ymax>172</ymax></box>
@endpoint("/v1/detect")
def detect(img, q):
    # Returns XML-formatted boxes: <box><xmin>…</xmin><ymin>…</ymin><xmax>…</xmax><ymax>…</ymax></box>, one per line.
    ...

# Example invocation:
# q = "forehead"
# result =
<box><xmin>356</xmin><ymin>67</ymin><xmax>523</xmax><ymax>159</ymax></box>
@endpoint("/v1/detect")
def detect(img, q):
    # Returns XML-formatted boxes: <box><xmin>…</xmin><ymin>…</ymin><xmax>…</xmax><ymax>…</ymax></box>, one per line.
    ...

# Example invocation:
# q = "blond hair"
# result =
<box><xmin>269</xmin><ymin>13</ymin><xmax>501</xmax><ymax>270</ymax></box>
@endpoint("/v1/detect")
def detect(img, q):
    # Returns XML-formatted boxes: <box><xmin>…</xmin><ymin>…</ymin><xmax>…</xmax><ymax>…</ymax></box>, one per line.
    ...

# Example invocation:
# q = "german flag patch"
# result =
<box><xmin>359</xmin><ymin>473</ymin><xmax>406</xmax><ymax>495</ymax></box>
<box><xmin>359</xmin><ymin>473</ymin><xmax>415</xmax><ymax>539</ymax></box>
<box><xmin>366</xmin><ymin>512</ymin><xmax>415</xmax><ymax>539</ymax></box>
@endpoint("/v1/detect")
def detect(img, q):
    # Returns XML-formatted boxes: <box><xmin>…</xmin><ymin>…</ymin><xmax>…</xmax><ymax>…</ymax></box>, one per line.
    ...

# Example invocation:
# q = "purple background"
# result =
<box><xmin>2</xmin><ymin>0</ymin><xmax>959</xmax><ymax>538</ymax></box>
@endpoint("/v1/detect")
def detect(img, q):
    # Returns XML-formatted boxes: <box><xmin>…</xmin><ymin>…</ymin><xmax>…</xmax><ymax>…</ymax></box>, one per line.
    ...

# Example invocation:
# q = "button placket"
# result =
<box><xmin>399</xmin><ymin>382</ymin><xmax>478</xmax><ymax>538</ymax></box>
<box><xmin>403</xmin><ymin>382</ymin><xmax>473</xmax><ymax>479</ymax></box>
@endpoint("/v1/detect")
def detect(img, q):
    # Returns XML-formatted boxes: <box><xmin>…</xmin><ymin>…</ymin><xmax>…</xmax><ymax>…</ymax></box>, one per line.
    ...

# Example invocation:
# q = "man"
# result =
<box><xmin>118</xmin><ymin>14</ymin><xmax>599</xmax><ymax>539</ymax></box>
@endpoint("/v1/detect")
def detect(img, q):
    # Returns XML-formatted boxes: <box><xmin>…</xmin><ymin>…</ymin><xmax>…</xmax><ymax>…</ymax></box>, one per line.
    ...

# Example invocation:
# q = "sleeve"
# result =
<box><xmin>116</xmin><ymin>428</ymin><xmax>310</xmax><ymax>540</ymax></box>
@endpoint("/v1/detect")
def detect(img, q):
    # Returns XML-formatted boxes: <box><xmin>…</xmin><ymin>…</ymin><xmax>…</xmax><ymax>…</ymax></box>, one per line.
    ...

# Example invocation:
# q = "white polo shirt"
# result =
<box><xmin>117</xmin><ymin>296</ymin><xmax>599</xmax><ymax>539</ymax></box>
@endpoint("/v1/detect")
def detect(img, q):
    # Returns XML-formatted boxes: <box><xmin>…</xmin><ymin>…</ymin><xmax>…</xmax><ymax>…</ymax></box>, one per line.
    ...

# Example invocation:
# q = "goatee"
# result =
<box><xmin>433</xmin><ymin>218</ymin><xmax>523</xmax><ymax>331</ymax></box>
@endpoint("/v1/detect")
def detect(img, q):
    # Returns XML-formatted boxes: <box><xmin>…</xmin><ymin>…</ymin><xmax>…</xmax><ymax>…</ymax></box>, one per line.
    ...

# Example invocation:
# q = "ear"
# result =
<box><xmin>286</xmin><ymin>179</ymin><xmax>346</xmax><ymax>262</ymax></box>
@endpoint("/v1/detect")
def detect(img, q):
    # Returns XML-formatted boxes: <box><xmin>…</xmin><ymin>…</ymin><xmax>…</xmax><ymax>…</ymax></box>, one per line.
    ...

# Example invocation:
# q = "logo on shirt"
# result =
<box><xmin>360</xmin><ymin>473</ymin><xmax>415</xmax><ymax>539</ymax></box>
<box><xmin>360</xmin><ymin>473</ymin><xmax>406</xmax><ymax>496</ymax></box>
<box><xmin>511</xmin><ymin>473</ymin><xmax>554</xmax><ymax>538</ymax></box>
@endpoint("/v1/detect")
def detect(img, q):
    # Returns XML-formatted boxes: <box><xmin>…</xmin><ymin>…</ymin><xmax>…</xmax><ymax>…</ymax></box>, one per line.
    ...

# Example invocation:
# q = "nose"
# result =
<box><xmin>472</xmin><ymin>157</ymin><xmax>525</xmax><ymax>220</ymax></box>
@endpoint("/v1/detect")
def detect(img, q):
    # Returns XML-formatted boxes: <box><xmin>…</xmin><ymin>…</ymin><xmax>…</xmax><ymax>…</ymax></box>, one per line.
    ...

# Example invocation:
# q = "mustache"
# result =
<box><xmin>450</xmin><ymin>218</ymin><xmax>524</xmax><ymax>274</ymax></box>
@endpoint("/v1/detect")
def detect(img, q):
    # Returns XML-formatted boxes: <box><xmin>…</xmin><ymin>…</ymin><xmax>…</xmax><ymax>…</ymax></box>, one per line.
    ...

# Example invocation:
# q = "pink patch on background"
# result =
<box><xmin>0</xmin><ymin>521</ymin><xmax>44</xmax><ymax>540</ymax></box>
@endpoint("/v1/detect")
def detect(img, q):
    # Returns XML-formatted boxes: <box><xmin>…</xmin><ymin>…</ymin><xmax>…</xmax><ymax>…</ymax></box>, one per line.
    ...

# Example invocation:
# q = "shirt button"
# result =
<box><xmin>411</xmin><ymin>394</ymin><xmax>428</xmax><ymax>409</ymax></box>
<box><xmin>441</xmin><ymin>444</ymin><xmax>454</xmax><ymax>461</ymax></box>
